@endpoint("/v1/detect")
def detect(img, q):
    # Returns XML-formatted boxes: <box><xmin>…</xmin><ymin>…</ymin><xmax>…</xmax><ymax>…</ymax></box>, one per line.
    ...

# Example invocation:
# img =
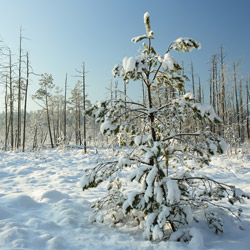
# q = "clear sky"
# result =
<box><xmin>0</xmin><ymin>0</ymin><xmax>249</xmax><ymax>110</ymax></box>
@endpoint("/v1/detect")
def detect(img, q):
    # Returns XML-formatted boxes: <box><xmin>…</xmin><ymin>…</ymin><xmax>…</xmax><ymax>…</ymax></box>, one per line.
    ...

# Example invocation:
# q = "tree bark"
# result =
<box><xmin>64</xmin><ymin>73</ymin><xmax>67</xmax><ymax>142</ymax></box>
<box><xmin>239</xmin><ymin>80</ymin><xmax>244</xmax><ymax>141</ymax></box>
<box><xmin>191</xmin><ymin>61</ymin><xmax>195</xmax><ymax>99</ymax></box>
<box><xmin>82</xmin><ymin>63</ymin><xmax>87</xmax><ymax>153</ymax></box>
<box><xmin>17</xmin><ymin>28</ymin><xmax>22</xmax><ymax>149</ymax></box>
<box><xmin>5</xmin><ymin>76</ymin><xmax>8</xmax><ymax>150</ymax></box>
<box><xmin>46</xmin><ymin>93</ymin><xmax>54</xmax><ymax>148</ymax></box>
<box><xmin>220</xmin><ymin>45</ymin><xmax>225</xmax><ymax>123</ymax></box>
<box><xmin>233</xmin><ymin>63</ymin><xmax>241</xmax><ymax>140</ymax></box>
<box><xmin>9</xmin><ymin>50</ymin><xmax>14</xmax><ymax>150</ymax></box>
<box><xmin>22</xmin><ymin>52</ymin><xmax>29</xmax><ymax>152</ymax></box>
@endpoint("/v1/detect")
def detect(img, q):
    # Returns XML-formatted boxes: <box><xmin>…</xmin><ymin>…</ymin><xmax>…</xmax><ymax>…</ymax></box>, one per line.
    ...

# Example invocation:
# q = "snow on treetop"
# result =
<box><xmin>144</xmin><ymin>12</ymin><xmax>152</xmax><ymax>36</ymax></box>
<box><xmin>144</xmin><ymin>12</ymin><xmax>150</xmax><ymax>23</ymax></box>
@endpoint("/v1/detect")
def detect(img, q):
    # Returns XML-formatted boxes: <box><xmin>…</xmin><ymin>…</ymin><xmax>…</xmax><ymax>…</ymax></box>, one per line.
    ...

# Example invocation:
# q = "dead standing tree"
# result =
<box><xmin>63</xmin><ymin>73</ymin><xmax>67</xmax><ymax>143</ymax></box>
<box><xmin>74</xmin><ymin>63</ymin><xmax>87</xmax><ymax>153</ymax></box>
<box><xmin>17</xmin><ymin>27</ymin><xmax>24</xmax><ymax>149</ymax></box>
<box><xmin>22</xmin><ymin>52</ymin><xmax>29</xmax><ymax>152</ymax></box>
<box><xmin>0</xmin><ymin>48</ymin><xmax>15</xmax><ymax>150</ymax></box>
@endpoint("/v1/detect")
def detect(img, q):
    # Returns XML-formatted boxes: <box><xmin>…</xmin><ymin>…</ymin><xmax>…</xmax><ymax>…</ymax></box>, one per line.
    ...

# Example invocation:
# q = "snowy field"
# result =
<box><xmin>0</xmin><ymin>147</ymin><xmax>250</xmax><ymax>250</ymax></box>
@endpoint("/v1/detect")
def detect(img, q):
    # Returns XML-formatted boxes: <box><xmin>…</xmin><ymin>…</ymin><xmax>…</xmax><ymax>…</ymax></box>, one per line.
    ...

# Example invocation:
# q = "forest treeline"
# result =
<box><xmin>0</xmin><ymin>33</ymin><xmax>249</xmax><ymax>153</ymax></box>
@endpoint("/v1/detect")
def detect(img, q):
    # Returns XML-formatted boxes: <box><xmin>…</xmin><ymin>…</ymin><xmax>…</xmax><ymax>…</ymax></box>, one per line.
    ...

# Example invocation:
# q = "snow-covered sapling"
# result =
<box><xmin>81</xmin><ymin>12</ymin><xmax>250</xmax><ymax>242</ymax></box>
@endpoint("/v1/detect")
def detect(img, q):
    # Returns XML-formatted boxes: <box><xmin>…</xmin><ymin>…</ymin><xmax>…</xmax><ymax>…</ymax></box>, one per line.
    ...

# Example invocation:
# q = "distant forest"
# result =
<box><xmin>0</xmin><ymin>32</ymin><xmax>249</xmax><ymax>153</ymax></box>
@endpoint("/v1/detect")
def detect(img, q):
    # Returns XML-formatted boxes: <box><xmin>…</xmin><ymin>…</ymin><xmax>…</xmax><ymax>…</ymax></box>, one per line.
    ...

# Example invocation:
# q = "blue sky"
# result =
<box><xmin>0</xmin><ymin>0</ymin><xmax>249</xmax><ymax>110</ymax></box>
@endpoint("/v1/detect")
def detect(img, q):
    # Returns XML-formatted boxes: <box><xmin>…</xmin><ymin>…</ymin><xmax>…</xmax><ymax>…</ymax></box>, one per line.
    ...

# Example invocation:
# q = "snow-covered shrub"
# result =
<box><xmin>81</xmin><ymin>12</ymin><xmax>250</xmax><ymax>242</ymax></box>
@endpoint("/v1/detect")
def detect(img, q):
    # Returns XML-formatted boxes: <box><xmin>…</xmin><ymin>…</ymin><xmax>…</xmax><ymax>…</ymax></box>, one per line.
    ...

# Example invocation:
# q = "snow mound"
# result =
<box><xmin>188</xmin><ymin>228</ymin><xmax>204</xmax><ymax>249</ymax></box>
<box><xmin>16</xmin><ymin>166</ymin><xmax>36</xmax><ymax>175</ymax></box>
<box><xmin>8</xmin><ymin>195</ymin><xmax>42</xmax><ymax>209</ymax></box>
<box><xmin>25</xmin><ymin>217</ymin><xmax>60</xmax><ymax>231</ymax></box>
<box><xmin>47</xmin><ymin>236</ymin><xmax>66</xmax><ymax>250</ymax></box>
<box><xmin>0</xmin><ymin>226</ymin><xmax>46</xmax><ymax>249</ymax></box>
<box><xmin>0</xmin><ymin>171</ymin><xmax>9</xmax><ymax>178</ymax></box>
<box><xmin>40</xmin><ymin>190</ymin><xmax>70</xmax><ymax>203</ymax></box>
<box><xmin>0</xmin><ymin>206</ymin><xmax>13</xmax><ymax>219</ymax></box>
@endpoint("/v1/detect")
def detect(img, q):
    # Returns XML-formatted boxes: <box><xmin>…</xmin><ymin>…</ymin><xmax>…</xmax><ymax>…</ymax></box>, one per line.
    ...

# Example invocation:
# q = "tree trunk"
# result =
<box><xmin>191</xmin><ymin>61</ymin><xmax>195</xmax><ymax>99</ymax></box>
<box><xmin>215</xmin><ymin>60</ymin><xmax>219</xmax><ymax>115</ymax></box>
<box><xmin>17</xmin><ymin>28</ymin><xmax>22</xmax><ymax>149</ymax></box>
<box><xmin>82</xmin><ymin>63</ymin><xmax>87</xmax><ymax>154</ymax></box>
<box><xmin>33</xmin><ymin>126</ymin><xmax>38</xmax><ymax>150</ymax></box>
<box><xmin>5</xmin><ymin>76</ymin><xmax>8</xmax><ymax>151</ymax></box>
<box><xmin>239</xmin><ymin>80</ymin><xmax>244</xmax><ymax>141</ymax></box>
<box><xmin>46</xmin><ymin>95</ymin><xmax>54</xmax><ymax>148</ymax></box>
<box><xmin>209</xmin><ymin>71</ymin><xmax>212</xmax><ymax>105</ymax></box>
<box><xmin>212</xmin><ymin>55</ymin><xmax>216</xmax><ymax>113</ymax></box>
<box><xmin>22</xmin><ymin>52</ymin><xmax>29</xmax><ymax>152</ymax></box>
<box><xmin>110</xmin><ymin>80</ymin><xmax>113</xmax><ymax>107</ymax></box>
<box><xmin>146</xmin><ymin>84</ymin><xmax>156</xmax><ymax>142</ymax></box>
<box><xmin>220</xmin><ymin>45</ymin><xmax>225</xmax><ymax>123</ymax></box>
<box><xmin>115</xmin><ymin>81</ymin><xmax>118</xmax><ymax>101</ymax></box>
<box><xmin>233</xmin><ymin>63</ymin><xmax>241</xmax><ymax>140</ymax></box>
<box><xmin>142</xmin><ymin>80</ymin><xmax>145</xmax><ymax>106</ymax></box>
<box><xmin>56</xmin><ymin>97</ymin><xmax>60</xmax><ymax>143</ymax></box>
<box><xmin>124</xmin><ymin>81</ymin><xmax>127</xmax><ymax>109</ymax></box>
<box><xmin>64</xmin><ymin>73</ymin><xmax>67</xmax><ymax>142</ymax></box>
<box><xmin>78</xmin><ymin>105</ymin><xmax>82</xmax><ymax>145</ymax></box>
<box><xmin>51</xmin><ymin>102</ymin><xmax>56</xmax><ymax>145</ymax></box>
<box><xmin>75</xmin><ymin>105</ymin><xmax>78</xmax><ymax>145</ymax></box>
<box><xmin>197</xmin><ymin>75</ymin><xmax>201</xmax><ymax>103</ymax></box>
<box><xmin>9</xmin><ymin>50</ymin><xmax>14</xmax><ymax>150</ymax></box>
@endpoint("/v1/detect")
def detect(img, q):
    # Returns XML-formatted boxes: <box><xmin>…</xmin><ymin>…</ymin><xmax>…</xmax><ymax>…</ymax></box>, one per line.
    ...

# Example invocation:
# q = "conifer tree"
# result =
<box><xmin>33</xmin><ymin>73</ymin><xmax>55</xmax><ymax>148</ymax></box>
<box><xmin>80</xmin><ymin>12</ymin><xmax>249</xmax><ymax>241</ymax></box>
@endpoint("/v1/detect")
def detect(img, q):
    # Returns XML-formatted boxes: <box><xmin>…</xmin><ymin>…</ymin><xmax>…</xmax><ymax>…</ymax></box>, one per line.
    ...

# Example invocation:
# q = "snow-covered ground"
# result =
<box><xmin>0</xmin><ymin>147</ymin><xmax>250</xmax><ymax>250</ymax></box>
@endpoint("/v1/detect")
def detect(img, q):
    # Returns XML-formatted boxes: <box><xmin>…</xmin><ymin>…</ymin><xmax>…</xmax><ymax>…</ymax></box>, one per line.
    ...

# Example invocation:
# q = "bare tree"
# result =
<box><xmin>233</xmin><ymin>63</ymin><xmax>240</xmax><ymax>139</ymax></box>
<box><xmin>75</xmin><ymin>63</ymin><xmax>87</xmax><ymax>153</ymax></box>
<box><xmin>22</xmin><ymin>52</ymin><xmax>29</xmax><ymax>152</ymax></box>
<box><xmin>191</xmin><ymin>61</ymin><xmax>195</xmax><ymax>98</ymax></box>
<box><xmin>239</xmin><ymin>79</ymin><xmax>244</xmax><ymax>141</ymax></box>
<box><xmin>63</xmin><ymin>73</ymin><xmax>67</xmax><ymax>143</ymax></box>
<box><xmin>4</xmin><ymin>76</ymin><xmax>9</xmax><ymax>150</ymax></box>
<box><xmin>17</xmin><ymin>27</ymin><xmax>23</xmax><ymax>149</ymax></box>
<box><xmin>70</xmin><ymin>81</ymin><xmax>82</xmax><ymax>145</ymax></box>
<box><xmin>212</xmin><ymin>55</ymin><xmax>217</xmax><ymax>113</ymax></box>
<box><xmin>9</xmin><ymin>49</ymin><xmax>14</xmax><ymax>150</ymax></box>
<box><xmin>220</xmin><ymin>45</ymin><xmax>225</xmax><ymax>123</ymax></box>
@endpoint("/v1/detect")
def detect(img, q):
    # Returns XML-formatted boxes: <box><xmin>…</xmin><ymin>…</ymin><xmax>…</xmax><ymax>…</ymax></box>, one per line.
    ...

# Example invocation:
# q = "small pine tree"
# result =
<box><xmin>82</xmin><ymin>12</ymin><xmax>249</xmax><ymax>241</ymax></box>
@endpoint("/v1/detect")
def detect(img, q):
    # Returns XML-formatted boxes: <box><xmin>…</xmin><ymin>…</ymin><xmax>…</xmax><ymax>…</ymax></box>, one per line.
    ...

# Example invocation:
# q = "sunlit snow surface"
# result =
<box><xmin>0</xmin><ymin>147</ymin><xmax>250</xmax><ymax>249</ymax></box>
